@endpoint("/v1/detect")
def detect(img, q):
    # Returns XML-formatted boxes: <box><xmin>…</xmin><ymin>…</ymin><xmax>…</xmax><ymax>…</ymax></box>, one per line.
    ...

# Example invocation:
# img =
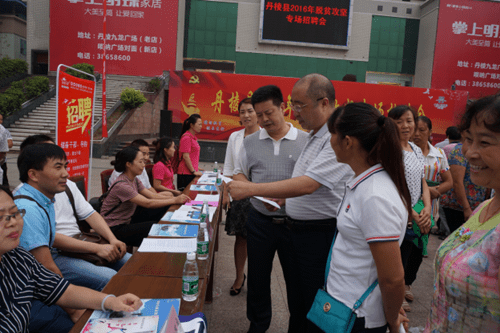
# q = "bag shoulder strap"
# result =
<box><xmin>323</xmin><ymin>230</ymin><xmax>379</xmax><ymax>310</ymax></box>
<box><xmin>102</xmin><ymin>180</ymin><xmax>126</xmax><ymax>217</ymax></box>
<box><xmin>14</xmin><ymin>195</ymin><xmax>53</xmax><ymax>246</ymax></box>
<box><xmin>65</xmin><ymin>186</ymin><xmax>92</xmax><ymax>233</ymax></box>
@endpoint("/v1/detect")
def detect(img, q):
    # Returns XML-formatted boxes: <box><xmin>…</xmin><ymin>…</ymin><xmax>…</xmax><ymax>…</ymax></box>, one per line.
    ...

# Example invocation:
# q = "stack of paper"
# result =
<box><xmin>82</xmin><ymin>299</ymin><xmax>181</xmax><ymax>333</ymax></box>
<box><xmin>185</xmin><ymin>201</ymin><xmax>219</xmax><ymax>207</ymax></box>
<box><xmin>137</xmin><ymin>238</ymin><xmax>197</xmax><ymax>253</ymax></box>
<box><xmin>148</xmin><ymin>224</ymin><xmax>198</xmax><ymax>238</ymax></box>
<box><xmin>196</xmin><ymin>172</ymin><xmax>217</xmax><ymax>185</ymax></box>
<box><xmin>82</xmin><ymin>316</ymin><xmax>159</xmax><ymax>333</ymax></box>
<box><xmin>194</xmin><ymin>194</ymin><xmax>220</xmax><ymax>202</ymax></box>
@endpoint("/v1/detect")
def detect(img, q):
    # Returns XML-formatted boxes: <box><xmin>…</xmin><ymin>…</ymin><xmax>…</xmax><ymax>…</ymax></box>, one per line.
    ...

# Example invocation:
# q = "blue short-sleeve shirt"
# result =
<box><xmin>16</xmin><ymin>184</ymin><xmax>57</xmax><ymax>251</ymax></box>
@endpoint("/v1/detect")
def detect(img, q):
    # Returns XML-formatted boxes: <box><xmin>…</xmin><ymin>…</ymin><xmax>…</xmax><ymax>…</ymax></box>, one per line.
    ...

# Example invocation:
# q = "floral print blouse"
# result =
<box><xmin>425</xmin><ymin>199</ymin><xmax>500</xmax><ymax>332</ymax></box>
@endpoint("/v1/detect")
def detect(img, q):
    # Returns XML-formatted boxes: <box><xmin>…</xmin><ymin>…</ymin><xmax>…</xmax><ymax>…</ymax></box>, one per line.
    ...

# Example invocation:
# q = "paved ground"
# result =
<box><xmin>5</xmin><ymin>155</ymin><xmax>440</xmax><ymax>332</ymax></box>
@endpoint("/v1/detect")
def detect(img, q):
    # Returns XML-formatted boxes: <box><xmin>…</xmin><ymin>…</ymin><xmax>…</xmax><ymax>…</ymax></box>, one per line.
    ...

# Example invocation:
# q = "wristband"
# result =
<box><xmin>101</xmin><ymin>294</ymin><xmax>116</xmax><ymax>312</ymax></box>
<box><xmin>190</xmin><ymin>169</ymin><xmax>195</xmax><ymax>174</ymax></box>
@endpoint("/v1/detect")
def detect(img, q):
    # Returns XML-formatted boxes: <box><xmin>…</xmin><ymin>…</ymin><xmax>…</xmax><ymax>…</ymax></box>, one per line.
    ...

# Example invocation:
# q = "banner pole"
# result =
<box><xmin>102</xmin><ymin>1</ymin><xmax>108</xmax><ymax>138</ymax></box>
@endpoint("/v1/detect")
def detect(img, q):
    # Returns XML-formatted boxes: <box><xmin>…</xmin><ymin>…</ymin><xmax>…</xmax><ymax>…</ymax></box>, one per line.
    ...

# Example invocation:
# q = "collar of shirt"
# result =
<box><xmin>259</xmin><ymin>122</ymin><xmax>297</xmax><ymax>142</ymax></box>
<box><xmin>185</xmin><ymin>131</ymin><xmax>197</xmax><ymax>141</ymax></box>
<box><xmin>427</xmin><ymin>142</ymin><xmax>444</xmax><ymax>158</ymax></box>
<box><xmin>18</xmin><ymin>183</ymin><xmax>56</xmax><ymax>206</ymax></box>
<box><xmin>309</xmin><ymin>122</ymin><xmax>329</xmax><ymax>139</ymax></box>
<box><xmin>347</xmin><ymin>164</ymin><xmax>384</xmax><ymax>190</ymax></box>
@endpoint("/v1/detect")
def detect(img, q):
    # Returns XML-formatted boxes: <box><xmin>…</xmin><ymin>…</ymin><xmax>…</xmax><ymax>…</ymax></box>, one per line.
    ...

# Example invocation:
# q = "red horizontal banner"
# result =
<box><xmin>168</xmin><ymin>71</ymin><xmax>468</xmax><ymax>142</ymax></box>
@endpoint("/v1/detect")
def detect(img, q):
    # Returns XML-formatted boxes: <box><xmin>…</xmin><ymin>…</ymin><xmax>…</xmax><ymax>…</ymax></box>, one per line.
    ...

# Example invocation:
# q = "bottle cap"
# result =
<box><xmin>187</xmin><ymin>252</ymin><xmax>196</xmax><ymax>260</ymax></box>
<box><xmin>200</xmin><ymin>222</ymin><xmax>207</xmax><ymax>228</ymax></box>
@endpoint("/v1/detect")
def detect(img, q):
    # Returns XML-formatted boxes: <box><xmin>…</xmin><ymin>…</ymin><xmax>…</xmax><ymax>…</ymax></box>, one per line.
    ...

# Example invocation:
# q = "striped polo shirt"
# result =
<box><xmin>286</xmin><ymin>123</ymin><xmax>354</xmax><ymax>220</ymax></box>
<box><xmin>0</xmin><ymin>247</ymin><xmax>69</xmax><ymax>333</ymax></box>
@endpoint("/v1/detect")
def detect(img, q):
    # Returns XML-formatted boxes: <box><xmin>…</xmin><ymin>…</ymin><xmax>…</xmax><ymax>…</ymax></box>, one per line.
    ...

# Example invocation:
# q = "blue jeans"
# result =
<box><xmin>29</xmin><ymin>301</ymin><xmax>74</xmax><ymax>333</ymax></box>
<box><xmin>52</xmin><ymin>249</ymin><xmax>132</xmax><ymax>291</ymax></box>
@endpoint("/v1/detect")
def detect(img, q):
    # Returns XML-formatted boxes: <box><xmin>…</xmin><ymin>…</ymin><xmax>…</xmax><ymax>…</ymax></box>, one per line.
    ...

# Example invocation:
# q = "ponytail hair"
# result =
<box><xmin>180</xmin><ymin>114</ymin><xmax>202</xmax><ymax>137</ymax></box>
<box><xmin>153</xmin><ymin>136</ymin><xmax>175</xmax><ymax>164</ymax></box>
<box><xmin>328</xmin><ymin>103</ymin><xmax>412</xmax><ymax>217</ymax></box>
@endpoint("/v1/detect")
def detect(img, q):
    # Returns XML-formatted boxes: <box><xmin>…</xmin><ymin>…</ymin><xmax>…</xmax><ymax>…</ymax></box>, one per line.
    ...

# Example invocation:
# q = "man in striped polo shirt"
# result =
<box><xmin>233</xmin><ymin>85</ymin><xmax>308</xmax><ymax>333</ymax></box>
<box><xmin>229</xmin><ymin>74</ymin><xmax>353</xmax><ymax>332</ymax></box>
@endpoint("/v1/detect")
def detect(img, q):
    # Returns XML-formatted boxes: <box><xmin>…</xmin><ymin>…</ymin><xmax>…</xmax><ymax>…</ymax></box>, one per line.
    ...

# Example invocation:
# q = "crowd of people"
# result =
<box><xmin>0</xmin><ymin>72</ymin><xmax>499</xmax><ymax>333</ymax></box>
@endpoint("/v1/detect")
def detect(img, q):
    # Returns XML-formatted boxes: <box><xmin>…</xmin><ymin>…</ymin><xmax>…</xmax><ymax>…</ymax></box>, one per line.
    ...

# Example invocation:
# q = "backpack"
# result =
<box><xmin>89</xmin><ymin>180</ymin><xmax>126</xmax><ymax>215</ymax></box>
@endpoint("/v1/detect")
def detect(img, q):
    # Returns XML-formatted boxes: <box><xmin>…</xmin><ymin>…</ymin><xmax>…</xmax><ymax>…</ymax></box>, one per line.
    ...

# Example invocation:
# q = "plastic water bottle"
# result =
<box><xmin>216</xmin><ymin>170</ymin><xmax>222</xmax><ymax>186</ymax></box>
<box><xmin>200</xmin><ymin>200</ymin><xmax>208</xmax><ymax>223</ymax></box>
<box><xmin>197</xmin><ymin>222</ymin><xmax>209</xmax><ymax>260</ymax></box>
<box><xmin>182</xmin><ymin>252</ymin><xmax>199</xmax><ymax>302</ymax></box>
<box><xmin>213</xmin><ymin>161</ymin><xmax>218</xmax><ymax>173</ymax></box>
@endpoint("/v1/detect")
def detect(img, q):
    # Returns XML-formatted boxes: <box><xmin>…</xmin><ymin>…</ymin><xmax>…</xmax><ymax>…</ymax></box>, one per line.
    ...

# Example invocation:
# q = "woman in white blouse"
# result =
<box><xmin>223</xmin><ymin>97</ymin><xmax>260</xmax><ymax>296</ymax></box>
<box><xmin>413</xmin><ymin>116</ymin><xmax>453</xmax><ymax>227</ymax></box>
<box><xmin>388</xmin><ymin>106</ymin><xmax>432</xmax><ymax>312</ymax></box>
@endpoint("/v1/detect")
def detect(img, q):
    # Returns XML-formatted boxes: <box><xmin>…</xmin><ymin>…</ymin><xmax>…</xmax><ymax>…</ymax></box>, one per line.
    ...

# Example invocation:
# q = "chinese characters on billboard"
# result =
<box><xmin>56</xmin><ymin>70</ymin><xmax>95</xmax><ymax>197</ymax></box>
<box><xmin>168</xmin><ymin>71</ymin><xmax>468</xmax><ymax>142</ymax></box>
<box><xmin>50</xmin><ymin>0</ymin><xmax>179</xmax><ymax>76</ymax></box>
<box><xmin>259</xmin><ymin>0</ymin><xmax>352</xmax><ymax>48</ymax></box>
<box><xmin>431</xmin><ymin>0</ymin><xmax>500</xmax><ymax>99</ymax></box>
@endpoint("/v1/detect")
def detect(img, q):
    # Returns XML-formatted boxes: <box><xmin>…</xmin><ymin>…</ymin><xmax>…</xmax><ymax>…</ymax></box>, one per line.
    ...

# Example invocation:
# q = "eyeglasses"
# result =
<box><xmin>0</xmin><ymin>209</ymin><xmax>26</xmax><ymax>224</ymax></box>
<box><xmin>291</xmin><ymin>97</ymin><xmax>325</xmax><ymax>113</ymax></box>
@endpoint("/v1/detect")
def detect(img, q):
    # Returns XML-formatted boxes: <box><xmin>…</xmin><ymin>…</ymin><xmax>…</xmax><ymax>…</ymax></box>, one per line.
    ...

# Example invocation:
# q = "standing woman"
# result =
<box><xmin>413</xmin><ymin>116</ymin><xmax>453</xmax><ymax>229</ymax></box>
<box><xmin>388</xmin><ymin>106</ymin><xmax>432</xmax><ymax>312</ymax></box>
<box><xmin>425</xmin><ymin>95</ymin><xmax>500</xmax><ymax>332</ymax></box>
<box><xmin>102</xmin><ymin>146</ymin><xmax>190</xmax><ymax>247</ymax></box>
<box><xmin>222</xmin><ymin>97</ymin><xmax>260</xmax><ymax>296</ymax></box>
<box><xmin>152</xmin><ymin>137</ymin><xmax>182</xmax><ymax>196</ymax></box>
<box><xmin>323</xmin><ymin>103</ymin><xmax>409</xmax><ymax>333</ymax></box>
<box><xmin>177</xmin><ymin>114</ymin><xmax>203</xmax><ymax>190</ymax></box>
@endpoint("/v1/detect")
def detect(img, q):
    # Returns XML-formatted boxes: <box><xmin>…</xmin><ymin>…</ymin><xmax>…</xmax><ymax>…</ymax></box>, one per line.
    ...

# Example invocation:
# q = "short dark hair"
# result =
<box><xmin>238</xmin><ymin>97</ymin><xmax>252</xmax><ymax>112</ymax></box>
<box><xmin>18</xmin><ymin>143</ymin><xmax>67</xmax><ymax>183</ymax></box>
<box><xmin>111</xmin><ymin>146</ymin><xmax>141</xmax><ymax>173</ymax></box>
<box><xmin>130</xmin><ymin>139</ymin><xmax>149</xmax><ymax>148</ymax></box>
<box><xmin>251</xmin><ymin>85</ymin><xmax>283</xmax><ymax>108</ymax></box>
<box><xmin>445</xmin><ymin>126</ymin><xmax>461</xmax><ymax>141</ymax></box>
<box><xmin>417</xmin><ymin>116</ymin><xmax>432</xmax><ymax>131</ymax></box>
<box><xmin>0</xmin><ymin>185</ymin><xmax>13</xmax><ymax>200</ymax></box>
<box><xmin>342</xmin><ymin>74</ymin><xmax>357</xmax><ymax>82</ymax></box>
<box><xmin>20</xmin><ymin>134</ymin><xmax>54</xmax><ymax>152</ymax></box>
<box><xmin>459</xmin><ymin>94</ymin><xmax>500</xmax><ymax>134</ymax></box>
<box><xmin>388</xmin><ymin>105</ymin><xmax>418</xmax><ymax>122</ymax></box>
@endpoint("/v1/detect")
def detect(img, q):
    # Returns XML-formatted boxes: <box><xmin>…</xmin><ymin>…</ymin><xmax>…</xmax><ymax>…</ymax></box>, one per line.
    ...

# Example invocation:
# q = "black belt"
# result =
<box><xmin>285</xmin><ymin>216</ymin><xmax>337</xmax><ymax>231</ymax></box>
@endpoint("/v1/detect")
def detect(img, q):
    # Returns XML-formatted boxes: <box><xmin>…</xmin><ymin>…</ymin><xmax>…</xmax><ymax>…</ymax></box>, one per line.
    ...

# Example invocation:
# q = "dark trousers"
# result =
<box><xmin>443</xmin><ymin>207</ymin><xmax>465</xmax><ymax>233</ymax></box>
<box><xmin>1</xmin><ymin>162</ymin><xmax>8</xmax><ymax>186</ymax></box>
<box><xmin>177</xmin><ymin>174</ymin><xmax>195</xmax><ymax>190</ymax></box>
<box><xmin>110</xmin><ymin>220</ymin><xmax>155</xmax><ymax>247</ymax></box>
<box><xmin>131</xmin><ymin>205</ymin><xmax>169</xmax><ymax>224</ymax></box>
<box><xmin>28</xmin><ymin>301</ymin><xmax>74</xmax><ymax>333</ymax></box>
<box><xmin>290</xmin><ymin>227</ymin><xmax>335</xmax><ymax>333</ymax></box>
<box><xmin>246</xmin><ymin>206</ymin><xmax>302</xmax><ymax>333</ymax></box>
<box><xmin>400</xmin><ymin>239</ymin><xmax>423</xmax><ymax>286</ymax></box>
<box><xmin>351</xmin><ymin>317</ymin><xmax>388</xmax><ymax>333</ymax></box>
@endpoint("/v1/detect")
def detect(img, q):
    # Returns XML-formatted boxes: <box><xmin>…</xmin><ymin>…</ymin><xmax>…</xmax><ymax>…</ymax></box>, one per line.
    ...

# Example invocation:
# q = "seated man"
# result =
<box><xmin>14</xmin><ymin>143</ymin><xmax>129</xmax><ymax>330</ymax></box>
<box><xmin>0</xmin><ymin>184</ymin><xmax>142</xmax><ymax>332</ymax></box>
<box><xmin>15</xmin><ymin>135</ymin><xmax>131</xmax><ymax>292</ymax></box>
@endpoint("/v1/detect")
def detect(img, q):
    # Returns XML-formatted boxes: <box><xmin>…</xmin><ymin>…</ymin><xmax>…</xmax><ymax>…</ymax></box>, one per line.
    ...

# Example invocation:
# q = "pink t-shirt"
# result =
<box><xmin>101</xmin><ymin>173</ymin><xmax>145</xmax><ymax>227</ymax></box>
<box><xmin>153</xmin><ymin>161</ymin><xmax>175</xmax><ymax>190</ymax></box>
<box><xmin>177</xmin><ymin>132</ymin><xmax>200</xmax><ymax>175</ymax></box>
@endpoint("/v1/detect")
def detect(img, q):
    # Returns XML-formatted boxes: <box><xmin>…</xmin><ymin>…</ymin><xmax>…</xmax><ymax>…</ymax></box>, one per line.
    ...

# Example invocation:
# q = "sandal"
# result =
<box><xmin>405</xmin><ymin>285</ymin><xmax>414</xmax><ymax>302</ymax></box>
<box><xmin>402</xmin><ymin>300</ymin><xmax>411</xmax><ymax>312</ymax></box>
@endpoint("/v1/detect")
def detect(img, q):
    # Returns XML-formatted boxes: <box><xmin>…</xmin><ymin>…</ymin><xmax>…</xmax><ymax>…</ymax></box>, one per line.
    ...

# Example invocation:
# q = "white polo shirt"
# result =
<box><xmin>326</xmin><ymin>164</ymin><xmax>407</xmax><ymax>328</ymax></box>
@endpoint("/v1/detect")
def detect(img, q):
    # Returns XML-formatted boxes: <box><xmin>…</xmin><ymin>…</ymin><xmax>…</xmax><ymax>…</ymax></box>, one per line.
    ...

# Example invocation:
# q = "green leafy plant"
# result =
<box><xmin>66</xmin><ymin>63</ymin><xmax>95</xmax><ymax>80</ymax></box>
<box><xmin>0</xmin><ymin>57</ymin><xmax>28</xmax><ymax>80</ymax></box>
<box><xmin>120</xmin><ymin>87</ymin><xmax>147</xmax><ymax>109</ymax></box>
<box><xmin>0</xmin><ymin>76</ymin><xmax>50</xmax><ymax>116</ymax></box>
<box><xmin>146</xmin><ymin>77</ymin><xmax>162</xmax><ymax>93</ymax></box>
